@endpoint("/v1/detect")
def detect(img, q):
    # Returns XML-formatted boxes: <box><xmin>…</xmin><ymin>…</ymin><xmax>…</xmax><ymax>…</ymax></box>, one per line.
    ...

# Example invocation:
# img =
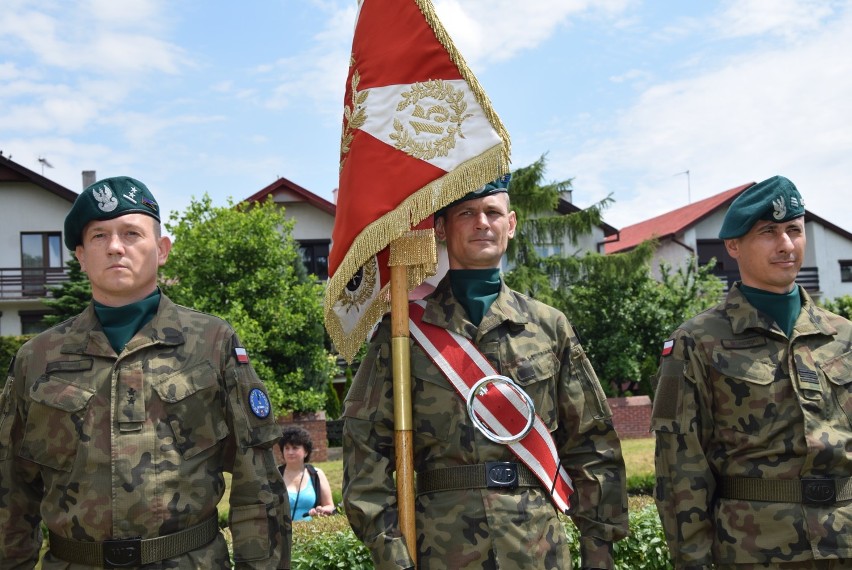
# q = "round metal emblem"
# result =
<box><xmin>249</xmin><ymin>388</ymin><xmax>271</xmax><ymax>418</ymax></box>
<box><xmin>465</xmin><ymin>375</ymin><xmax>535</xmax><ymax>444</ymax></box>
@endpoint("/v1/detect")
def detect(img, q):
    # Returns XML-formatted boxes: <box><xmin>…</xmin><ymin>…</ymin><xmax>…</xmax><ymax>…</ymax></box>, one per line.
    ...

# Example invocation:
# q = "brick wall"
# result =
<box><xmin>275</xmin><ymin>411</ymin><xmax>329</xmax><ymax>464</ymax></box>
<box><xmin>608</xmin><ymin>395</ymin><xmax>652</xmax><ymax>439</ymax></box>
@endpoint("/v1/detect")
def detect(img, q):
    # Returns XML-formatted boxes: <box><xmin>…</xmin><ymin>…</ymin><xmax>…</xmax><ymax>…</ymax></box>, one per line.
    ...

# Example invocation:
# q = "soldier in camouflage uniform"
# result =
<box><xmin>652</xmin><ymin>176</ymin><xmax>852</xmax><ymax>569</ymax></box>
<box><xmin>343</xmin><ymin>176</ymin><xmax>629</xmax><ymax>570</ymax></box>
<box><xmin>0</xmin><ymin>176</ymin><xmax>291</xmax><ymax>569</ymax></box>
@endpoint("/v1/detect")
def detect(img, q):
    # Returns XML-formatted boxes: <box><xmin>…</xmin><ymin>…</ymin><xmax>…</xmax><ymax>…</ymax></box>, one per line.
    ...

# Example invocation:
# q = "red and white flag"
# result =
<box><xmin>325</xmin><ymin>0</ymin><xmax>511</xmax><ymax>361</ymax></box>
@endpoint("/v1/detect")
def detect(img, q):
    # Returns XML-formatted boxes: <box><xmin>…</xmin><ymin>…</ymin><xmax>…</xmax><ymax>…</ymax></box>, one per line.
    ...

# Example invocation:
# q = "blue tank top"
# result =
<box><xmin>289</xmin><ymin>476</ymin><xmax>318</xmax><ymax>521</ymax></box>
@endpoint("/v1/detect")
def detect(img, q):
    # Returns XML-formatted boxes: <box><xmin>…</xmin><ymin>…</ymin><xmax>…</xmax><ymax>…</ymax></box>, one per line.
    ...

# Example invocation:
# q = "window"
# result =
<box><xmin>20</xmin><ymin>310</ymin><xmax>51</xmax><ymax>335</ymax></box>
<box><xmin>841</xmin><ymin>260</ymin><xmax>852</xmax><ymax>283</ymax></box>
<box><xmin>299</xmin><ymin>240</ymin><xmax>330</xmax><ymax>280</ymax></box>
<box><xmin>20</xmin><ymin>232</ymin><xmax>63</xmax><ymax>296</ymax></box>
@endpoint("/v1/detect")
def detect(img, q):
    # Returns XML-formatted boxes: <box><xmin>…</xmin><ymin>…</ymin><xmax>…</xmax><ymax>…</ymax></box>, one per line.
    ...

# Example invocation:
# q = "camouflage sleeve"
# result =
<box><xmin>222</xmin><ymin>333</ymin><xmax>292</xmax><ymax>570</ymax></box>
<box><xmin>341</xmin><ymin>323</ymin><xmax>415</xmax><ymax>570</ymax></box>
<box><xmin>651</xmin><ymin>328</ymin><xmax>715</xmax><ymax>569</ymax></box>
<box><xmin>0</xmin><ymin>355</ymin><xmax>44</xmax><ymax>568</ymax></box>
<box><xmin>556</xmin><ymin>320</ymin><xmax>629</xmax><ymax>569</ymax></box>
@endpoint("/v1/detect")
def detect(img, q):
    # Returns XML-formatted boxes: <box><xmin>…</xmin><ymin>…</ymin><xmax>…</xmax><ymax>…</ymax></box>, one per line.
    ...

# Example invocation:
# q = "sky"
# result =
<box><xmin>3</xmin><ymin>0</ymin><xmax>851</xmax><ymax>233</ymax></box>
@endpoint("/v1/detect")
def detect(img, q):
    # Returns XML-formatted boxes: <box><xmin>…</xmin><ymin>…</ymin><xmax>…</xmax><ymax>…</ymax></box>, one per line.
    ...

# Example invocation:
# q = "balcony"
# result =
<box><xmin>0</xmin><ymin>267</ymin><xmax>69</xmax><ymax>299</ymax></box>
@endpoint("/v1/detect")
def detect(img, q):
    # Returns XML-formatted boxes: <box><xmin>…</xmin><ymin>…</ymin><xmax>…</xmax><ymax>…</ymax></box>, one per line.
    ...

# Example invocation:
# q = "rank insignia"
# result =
<box><xmin>249</xmin><ymin>388</ymin><xmax>271</xmax><ymax>418</ymax></box>
<box><xmin>235</xmin><ymin>347</ymin><xmax>249</xmax><ymax>364</ymax></box>
<box><xmin>661</xmin><ymin>339</ymin><xmax>674</xmax><ymax>357</ymax></box>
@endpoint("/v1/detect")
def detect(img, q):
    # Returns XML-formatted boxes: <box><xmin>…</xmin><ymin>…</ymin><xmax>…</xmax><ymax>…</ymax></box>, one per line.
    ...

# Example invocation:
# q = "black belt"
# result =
<box><xmin>720</xmin><ymin>476</ymin><xmax>852</xmax><ymax>506</ymax></box>
<box><xmin>48</xmin><ymin>515</ymin><xmax>219</xmax><ymax>568</ymax></box>
<box><xmin>417</xmin><ymin>462</ymin><xmax>541</xmax><ymax>495</ymax></box>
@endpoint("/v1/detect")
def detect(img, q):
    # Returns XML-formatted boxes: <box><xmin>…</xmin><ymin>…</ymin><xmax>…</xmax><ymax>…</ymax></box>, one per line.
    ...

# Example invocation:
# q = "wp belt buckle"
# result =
<box><xmin>485</xmin><ymin>461</ymin><xmax>519</xmax><ymax>489</ymax></box>
<box><xmin>802</xmin><ymin>478</ymin><xmax>836</xmax><ymax>505</ymax></box>
<box><xmin>465</xmin><ymin>374</ymin><xmax>535</xmax><ymax>445</ymax></box>
<box><xmin>103</xmin><ymin>537</ymin><xmax>142</xmax><ymax>568</ymax></box>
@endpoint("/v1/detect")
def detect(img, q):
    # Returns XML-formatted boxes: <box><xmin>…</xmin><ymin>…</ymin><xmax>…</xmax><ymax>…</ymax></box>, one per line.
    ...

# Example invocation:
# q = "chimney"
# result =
<box><xmin>82</xmin><ymin>170</ymin><xmax>96</xmax><ymax>189</ymax></box>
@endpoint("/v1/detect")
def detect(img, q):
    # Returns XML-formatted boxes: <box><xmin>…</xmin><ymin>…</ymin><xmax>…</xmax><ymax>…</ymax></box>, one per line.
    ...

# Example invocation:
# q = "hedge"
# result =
<box><xmin>290</xmin><ymin>504</ymin><xmax>671</xmax><ymax>569</ymax></box>
<box><xmin>0</xmin><ymin>335</ymin><xmax>33</xmax><ymax>388</ymax></box>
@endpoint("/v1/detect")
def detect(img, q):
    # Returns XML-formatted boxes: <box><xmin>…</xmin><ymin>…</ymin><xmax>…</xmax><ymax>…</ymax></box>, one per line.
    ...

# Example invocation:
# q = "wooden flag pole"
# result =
<box><xmin>390</xmin><ymin>261</ymin><xmax>417</xmax><ymax>566</ymax></box>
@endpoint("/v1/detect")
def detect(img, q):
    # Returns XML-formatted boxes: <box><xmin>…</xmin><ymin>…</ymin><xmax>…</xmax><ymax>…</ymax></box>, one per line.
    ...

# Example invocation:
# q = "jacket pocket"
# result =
<box><xmin>507</xmin><ymin>350</ymin><xmax>560</xmax><ymax>429</ymax></box>
<box><xmin>153</xmin><ymin>361</ymin><xmax>230</xmax><ymax>459</ymax></box>
<box><xmin>822</xmin><ymin>350</ymin><xmax>852</xmax><ymax>426</ymax></box>
<box><xmin>19</xmin><ymin>377</ymin><xmax>94</xmax><ymax>471</ymax></box>
<box><xmin>411</xmin><ymin>349</ymin><xmax>457</xmax><ymax>443</ymax></box>
<box><xmin>230</xmin><ymin>503</ymin><xmax>272</xmax><ymax>562</ymax></box>
<box><xmin>709</xmin><ymin>348</ymin><xmax>780</xmax><ymax>439</ymax></box>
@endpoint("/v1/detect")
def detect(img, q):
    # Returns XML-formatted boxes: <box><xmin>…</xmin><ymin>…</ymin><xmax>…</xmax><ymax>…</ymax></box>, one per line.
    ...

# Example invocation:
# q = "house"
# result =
<box><xmin>0</xmin><ymin>155</ymin><xmax>85</xmax><ymax>335</ymax></box>
<box><xmin>603</xmin><ymin>182</ymin><xmax>852</xmax><ymax>302</ymax></box>
<box><xmin>243</xmin><ymin>176</ymin><xmax>336</xmax><ymax>280</ymax></box>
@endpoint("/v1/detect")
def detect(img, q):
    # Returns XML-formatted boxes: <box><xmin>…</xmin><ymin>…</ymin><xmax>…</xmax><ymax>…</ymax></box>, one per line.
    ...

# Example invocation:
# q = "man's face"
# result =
<box><xmin>75</xmin><ymin>213</ymin><xmax>171</xmax><ymax>306</ymax></box>
<box><xmin>435</xmin><ymin>193</ymin><xmax>516</xmax><ymax>270</ymax></box>
<box><xmin>725</xmin><ymin>217</ymin><xmax>806</xmax><ymax>294</ymax></box>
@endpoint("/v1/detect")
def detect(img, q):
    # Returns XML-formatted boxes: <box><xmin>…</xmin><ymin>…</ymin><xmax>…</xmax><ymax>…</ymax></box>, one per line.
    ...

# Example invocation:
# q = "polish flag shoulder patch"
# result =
<box><xmin>661</xmin><ymin>339</ymin><xmax>675</xmax><ymax>357</ymax></box>
<box><xmin>235</xmin><ymin>347</ymin><xmax>249</xmax><ymax>364</ymax></box>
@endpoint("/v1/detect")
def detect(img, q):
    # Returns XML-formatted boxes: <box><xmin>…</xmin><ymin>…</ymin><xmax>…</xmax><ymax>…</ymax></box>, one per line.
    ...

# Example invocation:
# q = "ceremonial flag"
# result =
<box><xmin>325</xmin><ymin>0</ymin><xmax>511</xmax><ymax>361</ymax></box>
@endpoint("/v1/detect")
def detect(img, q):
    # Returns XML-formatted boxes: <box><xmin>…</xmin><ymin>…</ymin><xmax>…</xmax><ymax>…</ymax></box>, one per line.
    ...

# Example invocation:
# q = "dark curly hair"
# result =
<box><xmin>279</xmin><ymin>426</ymin><xmax>314</xmax><ymax>462</ymax></box>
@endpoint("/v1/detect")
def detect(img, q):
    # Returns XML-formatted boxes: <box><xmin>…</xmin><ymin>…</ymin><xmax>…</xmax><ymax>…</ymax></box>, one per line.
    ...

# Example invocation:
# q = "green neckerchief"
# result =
<box><xmin>94</xmin><ymin>288</ymin><xmax>161</xmax><ymax>354</ymax></box>
<box><xmin>739</xmin><ymin>283</ymin><xmax>802</xmax><ymax>337</ymax></box>
<box><xmin>449</xmin><ymin>268</ymin><xmax>501</xmax><ymax>326</ymax></box>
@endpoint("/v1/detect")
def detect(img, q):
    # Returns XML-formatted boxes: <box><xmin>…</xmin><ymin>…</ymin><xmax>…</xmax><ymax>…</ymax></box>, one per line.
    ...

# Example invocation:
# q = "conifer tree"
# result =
<box><xmin>42</xmin><ymin>257</ymin><xmax>91</xmax><ymax>327</ymax></box>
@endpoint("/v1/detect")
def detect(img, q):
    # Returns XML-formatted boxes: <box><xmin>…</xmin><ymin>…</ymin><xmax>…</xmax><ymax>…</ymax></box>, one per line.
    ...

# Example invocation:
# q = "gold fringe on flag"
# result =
<box><xmin>325</xmin><ymin>144</ymin><xmax>509</xmax><ymax>362</ymax></box>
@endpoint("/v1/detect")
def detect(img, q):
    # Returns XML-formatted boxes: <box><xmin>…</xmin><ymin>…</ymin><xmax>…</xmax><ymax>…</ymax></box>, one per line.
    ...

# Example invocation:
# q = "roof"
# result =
<box><xmin>604</xmin><ymin>182</ymin><xmax>754</xmax><ymax>253</ymax></box>
<box><xmin>244</xmin><ymin>176</ymin><xmax>336</xmax><ymax>216</ymax></box>
<box><xmin>0</xmin><ymin>154</ymin><xmax>79</xmax><ymax>202</ymax></box>
<box><xmin>556</xmin><ymin>196</ymin><xmax>619</xmax><ymax>237</ymax></box>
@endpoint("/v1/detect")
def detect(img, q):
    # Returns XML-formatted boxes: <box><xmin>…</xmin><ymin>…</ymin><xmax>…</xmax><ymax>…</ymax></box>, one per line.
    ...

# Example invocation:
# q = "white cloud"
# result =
<box><xmin>555</xmin><ymin>2</ymin><xmax>852</xmax><ymax>229</ymax></box>
<box><xmin>432</xmin><ymin>0</ymin><xmax>633</xmax><ymax>68</ymax></box>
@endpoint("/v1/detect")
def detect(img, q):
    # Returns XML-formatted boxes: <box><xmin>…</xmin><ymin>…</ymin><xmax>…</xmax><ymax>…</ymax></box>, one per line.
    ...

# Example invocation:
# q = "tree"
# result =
<box><xmin>502</xmin><ymin>155</ymin><xmax>721</xmax><ymax>397</ymax></box>
<box><xmin>821</xmin><ymin>295</ymin><xmax>852</xmax><ymax>320</ymax></box>
<box><xmin>564</xmin><ymin>259</ymin><xmax>723</xmax><ymax>397</ymax></box>
<box><xmin>161</xmin><ymin>194</ymin><xmax>336</xmax><ymax>415</ymax></box>
<box><xmin>42</xmin><ymin>257</ymin><xmax>91</xmax><ymax>326</ymax></box>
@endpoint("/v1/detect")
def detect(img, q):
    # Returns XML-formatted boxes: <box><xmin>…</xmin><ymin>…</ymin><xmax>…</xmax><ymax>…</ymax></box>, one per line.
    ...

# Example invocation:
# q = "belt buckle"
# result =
<box><xmin>103</xmin><ymin>537</ymin><xmax>142</xmax><ymax>568</ymax></box>
<box><xmin>485</xmin><ymin>461</ymin><xmax>519</xmax><ymax>489</ymax></box>
<box><xmin>465</xmin><ymin>375</ymin><xmax>536</xmax><ymax>445</ymax></box>
<box><xmin>801</xmin><ymin>478</ymin><xmax>836</xmax><ymax>505</ymax></box>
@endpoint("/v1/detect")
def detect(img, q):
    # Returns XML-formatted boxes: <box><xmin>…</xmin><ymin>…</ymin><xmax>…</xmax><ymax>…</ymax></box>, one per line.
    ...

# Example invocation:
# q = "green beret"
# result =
<box><xmin>718</xmin><ymin>175</ymin><xmax>805</xmax><ymax>239</ymax></box>
<box><xmin>64</xmin><ymin>176</ymin><xmax>160</xmax><ymax>249</ymax></box>
<box><xmin>435</xmin><ymin>173</ymin><xmax>511</xmax><ymax>218</ymax></box>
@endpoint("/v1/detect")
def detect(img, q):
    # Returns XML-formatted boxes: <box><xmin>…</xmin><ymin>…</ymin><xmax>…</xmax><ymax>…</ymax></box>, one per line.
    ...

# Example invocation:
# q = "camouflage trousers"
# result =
<box><xmin>716</xmin><ymin>560</ymin><xmax>849</xmax><ymax>569</ymax></box>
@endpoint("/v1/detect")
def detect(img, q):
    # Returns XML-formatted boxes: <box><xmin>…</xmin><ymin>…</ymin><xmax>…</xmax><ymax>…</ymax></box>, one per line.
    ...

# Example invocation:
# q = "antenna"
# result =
<box><xmin>38</xmin><ymin>156</ymin><xmax>54</xmax><ymax>175</ymax></box>
<box><xmin>674</xmin><ymin>170</ymin><xmax>691</xmax><ymax>203</ymax></box>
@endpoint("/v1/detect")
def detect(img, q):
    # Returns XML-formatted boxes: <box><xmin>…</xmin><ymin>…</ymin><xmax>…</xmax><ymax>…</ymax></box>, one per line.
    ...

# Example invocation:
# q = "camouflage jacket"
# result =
<box><xmin>0</xmin><ymin>295</ymin><xmax>291</xmax><ymax>569</ymax></box>
<box><xmin>652</xmin><ymin>284</ymin><xmax>852</xmax><ymax>568</ymax></box>
<box><xmin>342</xmin><ymin>277</ymin><xmax>628</xmax><ymax>570</ymax></box>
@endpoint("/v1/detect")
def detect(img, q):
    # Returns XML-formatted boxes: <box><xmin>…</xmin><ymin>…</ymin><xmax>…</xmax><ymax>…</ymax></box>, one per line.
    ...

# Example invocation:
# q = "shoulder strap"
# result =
<box><xmin>306</xmin><ymin>464</ymin><xmax>321</xmax><ymax>508</ymax></box>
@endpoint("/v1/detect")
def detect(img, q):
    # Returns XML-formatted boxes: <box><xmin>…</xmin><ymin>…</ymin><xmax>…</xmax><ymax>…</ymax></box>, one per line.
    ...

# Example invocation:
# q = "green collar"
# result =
<box><xmin>739</xmin><ymin>283</ymin><xmax>802</xmax><ymax>337</ymax></box>
<box><xmin>449</xmin><ymin>268</ymin><xmax>501</xmax><ymax>326</ymax></box>
<box><xmin>94</xmin><ymin>289</ymin><xmax>161</xmax><ymax>354</ymax></box>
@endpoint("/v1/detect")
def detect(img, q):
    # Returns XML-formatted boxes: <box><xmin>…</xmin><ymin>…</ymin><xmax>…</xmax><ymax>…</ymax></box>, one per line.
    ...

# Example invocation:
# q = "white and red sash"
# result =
<box><xmin>407</xmin><ymin>301</ymin><xmax>574</xmax><ymax>514</ymax></box>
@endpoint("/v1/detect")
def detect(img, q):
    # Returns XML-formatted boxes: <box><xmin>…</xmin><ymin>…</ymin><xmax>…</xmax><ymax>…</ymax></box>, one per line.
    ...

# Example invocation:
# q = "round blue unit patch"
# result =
<box><xmin>249</xmin><ymin>388</ymin><xmax>271</xmax><ymax>418</ymax></box>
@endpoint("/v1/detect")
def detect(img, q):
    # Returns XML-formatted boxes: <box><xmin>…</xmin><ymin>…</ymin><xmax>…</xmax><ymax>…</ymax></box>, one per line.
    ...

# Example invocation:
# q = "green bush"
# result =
<box><xmin>0</xmin><ymin>335</ymin><xmax>33</xmax><ymax>388</ymax></box>
<box><xmin>626</xmin><ymin>473</ymin><xmax>655</xmax><ymax>495</ymax></box>
<box><xmin>293</xmin><ymin>527</ymin><xmax>373</xmax><ymax>569</ymax></box>
<box><xmin>289</xmin><ymin>504</ymin><xmax>671</xmax><ymax>569</ymax></box>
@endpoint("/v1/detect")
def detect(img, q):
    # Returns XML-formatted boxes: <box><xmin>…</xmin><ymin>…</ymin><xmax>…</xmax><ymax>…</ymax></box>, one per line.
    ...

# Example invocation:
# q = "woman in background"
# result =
<box><xmin>278</xmin><ymin>426</ymin><xmax>335</xmax><ymax>521</ymax></box>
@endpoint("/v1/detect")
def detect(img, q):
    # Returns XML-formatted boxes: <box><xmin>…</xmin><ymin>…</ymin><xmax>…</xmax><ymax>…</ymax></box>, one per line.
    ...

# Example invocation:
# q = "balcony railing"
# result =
<box><xmin>0</xmin><ymin>267</ymin><xmax>69</xmax><ymax>299</ymax></box>
<box><xmin>713</xmin><ymin>266</ymin><xmax>820</xmax><ymax>293</ymax></box>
